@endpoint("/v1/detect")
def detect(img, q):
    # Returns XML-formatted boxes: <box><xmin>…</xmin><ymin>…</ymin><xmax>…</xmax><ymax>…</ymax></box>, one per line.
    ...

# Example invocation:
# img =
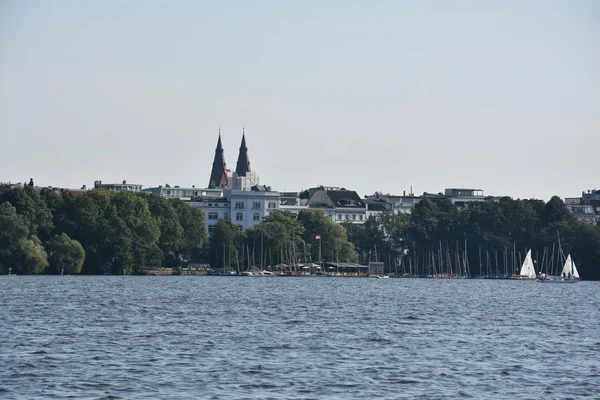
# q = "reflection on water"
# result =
<box><xmin>1</xmin><ymin>276</ymin><xmax>599</xmax><ymax>399</ymax></box>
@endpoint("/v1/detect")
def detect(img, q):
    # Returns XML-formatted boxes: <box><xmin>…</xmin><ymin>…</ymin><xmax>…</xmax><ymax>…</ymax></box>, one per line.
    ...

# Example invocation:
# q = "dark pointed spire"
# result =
<box><xmin>208</xmin><ymin>130</ymin><xmax>228</xmax><ymax>189</ymax></box>
<box><xmin>235</xmin><ymin>127</ymin><xmax>251</xmax><ymax>177</ymax></box>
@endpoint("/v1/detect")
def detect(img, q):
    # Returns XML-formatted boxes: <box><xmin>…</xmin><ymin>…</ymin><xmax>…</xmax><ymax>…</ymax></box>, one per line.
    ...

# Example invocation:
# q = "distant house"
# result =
<box><xmin>279</xmin><ymin>192</ymin><xmax>309</xmax><ymax>217</ymax></box>
<box><xmin>364</xmin><ymin>188</ymin><xmax>499</xmax><ymax>214</ymax></box>
<box><xmin>142</xmin><ymin>185</ymin><xmax>223</xmax><ymax>200</ymax></box>
<box><xmin>365</xmin><ymin>199</ymin><xmax>394</xmax><ymax>219</ymax></box>
<box><xmin>565</xmin><ymin>189</ymin><xmax>600</xmax><ymax>225</ymax></box>
<box><xmin>307</xmin><ymin>186</ymin><xmax>366</xmax><ymax>223</ymax></box>
<box><xmin>94</xmin><ymin>180</ymin><xmax>142</xmax><ymax>192</ymax></box>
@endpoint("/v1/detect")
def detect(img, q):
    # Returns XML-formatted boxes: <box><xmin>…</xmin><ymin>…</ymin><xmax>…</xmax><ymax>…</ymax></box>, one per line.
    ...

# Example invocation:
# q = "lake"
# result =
<box><xmin>1</xmin><ymin>276</ymin><xmax>599</xmax><ymax>399</ymax></box>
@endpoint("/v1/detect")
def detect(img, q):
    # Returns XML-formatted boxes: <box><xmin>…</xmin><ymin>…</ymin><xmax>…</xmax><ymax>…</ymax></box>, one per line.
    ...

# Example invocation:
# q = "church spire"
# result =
<box><xmin>235</xmin><ymin>127</ymin><xmax>251</xmax><ymax>177</ymax></box>
<box><xmin>208</xmin><ymin>130</ymin><xmax>228</xmax><ymax>189</ymax></box>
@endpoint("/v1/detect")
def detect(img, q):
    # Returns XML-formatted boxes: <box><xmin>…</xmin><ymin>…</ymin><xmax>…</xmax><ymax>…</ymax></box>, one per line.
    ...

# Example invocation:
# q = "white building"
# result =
<box><xmin>364</xmin><ymin>192</ymin><xmax>421</xmax><ymax>215</ymax></box>
<box><xmin>94</xmin><ymin>180</ymin><xmax>142</xmax><ymax>192</ymax></box>
<box><xmin>142</xmin><ymin>185</ymin><xmax>222</xmax><ymax>200</ymax></box>
<box><xmin>307</xmin><ymin>186</ymin><xmax>367</xmax><ymax>223</ymax></box>
<box><xmin>189</xmin><ymin>185</ymin><xmax>280</xmax><ymax>234</ymax></box>
<box><xmin>565</xmin><ymin>189</ymin><xmax>600</xmax><ymax>224</ymax></box>
<box><xmin>279</xmin><ymin>192</ymin><xmax>309</xmax><ymax>217</ymax></box>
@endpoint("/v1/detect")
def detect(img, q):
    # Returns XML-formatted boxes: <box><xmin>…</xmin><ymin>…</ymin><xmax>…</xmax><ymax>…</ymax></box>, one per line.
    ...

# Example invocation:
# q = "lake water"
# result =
<box><xmin>1</xmin><ymin>276</ymin><xmax>599</xmax><ymax>399</ymax></box>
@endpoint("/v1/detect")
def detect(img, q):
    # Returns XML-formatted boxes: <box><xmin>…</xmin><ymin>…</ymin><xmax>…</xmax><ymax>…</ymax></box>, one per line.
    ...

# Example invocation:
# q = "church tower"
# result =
<box><xmin>231</xmin><ymin>128</ymin><xmax>259</xmax><ymax>191</ymax></box>
<box><xmin>207</xmin><ymin>132</ymin><xmax>228</xmax><ymax>189</ymax></box>
<box><xmin>235</xmin><ymin>130</ymin><xmax>251</xmax><ymax>177</ymax></box>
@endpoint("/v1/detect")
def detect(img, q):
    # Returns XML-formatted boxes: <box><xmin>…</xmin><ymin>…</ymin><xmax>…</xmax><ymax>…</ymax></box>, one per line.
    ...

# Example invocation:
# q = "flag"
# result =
<box><xmin>315</xmin><ymin>235</ymin><xmax>321</xmax><ymax>240</ymax></box>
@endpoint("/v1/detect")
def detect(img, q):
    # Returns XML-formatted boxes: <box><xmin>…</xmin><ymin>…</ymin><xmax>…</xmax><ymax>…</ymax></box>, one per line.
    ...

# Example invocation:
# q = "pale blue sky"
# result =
<box><xmin>1</xmin><ymin>1</ymin><xmax>598</xmax><ymax>200</ymax></box>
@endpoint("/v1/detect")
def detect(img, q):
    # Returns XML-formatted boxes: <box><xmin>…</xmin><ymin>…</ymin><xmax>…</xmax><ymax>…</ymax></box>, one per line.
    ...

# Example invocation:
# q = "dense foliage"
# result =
<box><xmin>348</xmin><ymin>196</ymin><xmax>600</xmax><ymax>280</ymax></box>
<box><xmin>0</xmin><ymin>188</ymin><xmax>206</xmax><ymax>274</ymax></box>
<box><xmin>2</xmin><ymin>188</ymin><xmax>598</xmax><ymax>279</ymax></box>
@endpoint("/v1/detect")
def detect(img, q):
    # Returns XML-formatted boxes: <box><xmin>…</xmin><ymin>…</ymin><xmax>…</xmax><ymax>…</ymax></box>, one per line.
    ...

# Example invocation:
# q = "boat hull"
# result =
<box><xmin>537</xmin><ymin>279</ymin><xmax>578</xmax><ymax>284</ymax></box>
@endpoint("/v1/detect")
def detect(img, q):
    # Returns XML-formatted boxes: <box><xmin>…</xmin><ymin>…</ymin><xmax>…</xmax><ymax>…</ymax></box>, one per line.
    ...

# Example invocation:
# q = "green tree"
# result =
<box><xmin>18</xmin><ymin>237</ymin><xmax>49</xmax><ymax>274</ymax></box>
<box><xmin>210</xmin><ymin>220</ymin><xmax>242</xmax><ymax>269</ymax></box>
<box><xmin>252</xmin><ymin>211</ymin><xmax>305</xmax><ymax>265</ymax></box>
<box><xmin>171</xmin><ymin>199</ymin><xmax>207</xmax><ymax>260</ymax></box>
<box><xmin>46</xmin><ymin>233</ymin><xmax>85</xmax><ymax>274</ymax></box>
<box><xmin>0</xmin><ymin>187</ymin><xmax>54</xmax><ymax>241</ymax></box>
<box><xmin>145</xmin><ymin>195</ymin><xmax>184</xmax><ymax>260</ymax></box>
<box><xmin>298</xmin><ymin>209</ymin><xmax>357</xmax><ymax>263</ymax></box>
<box><xmin>0</xmin><ymin>202</ymin><xmax>30</xmax><ymax>273</ymax></box>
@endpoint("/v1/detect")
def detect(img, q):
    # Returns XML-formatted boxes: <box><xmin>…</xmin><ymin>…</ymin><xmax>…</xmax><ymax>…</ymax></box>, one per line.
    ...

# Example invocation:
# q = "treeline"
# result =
<box><xmin>0</xmin><ymin>187</ymin><xmax>206</xmax><ymax>274</ymax></box>
<box><xmin>2</xmin><ymin>187</ymin><xmax>599</xmax><ymax>280</ymax></box>
<box><xmin>344</xmin><ymin>196</ymin><xmax>600</xmax><ymax>280</ymax></box>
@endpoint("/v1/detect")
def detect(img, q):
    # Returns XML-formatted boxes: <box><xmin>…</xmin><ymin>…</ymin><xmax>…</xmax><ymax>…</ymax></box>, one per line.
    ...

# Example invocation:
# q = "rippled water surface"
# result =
<box><xmin>1</xmin><ymin>276</ymin><xmax>599</xmax><ymax>399</ymax></box>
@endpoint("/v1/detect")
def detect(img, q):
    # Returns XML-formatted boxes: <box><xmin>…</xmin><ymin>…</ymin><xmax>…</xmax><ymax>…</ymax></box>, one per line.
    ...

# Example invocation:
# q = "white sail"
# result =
<box><xmin>519</xmin><ymin>250</ymin><xmax>536</xmax><ymax>278</ymax></box>
<box><xmin>561</xmin><ymin>254</ymin><xmax>580</xmax><ymax>279</ymax></box>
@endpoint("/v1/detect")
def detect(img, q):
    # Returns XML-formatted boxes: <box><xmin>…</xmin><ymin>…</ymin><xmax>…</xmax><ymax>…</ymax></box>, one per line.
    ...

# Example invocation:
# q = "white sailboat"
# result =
<box><xmin>538</xmin><ymin>254</ymin><xmax>579</xmax><ymax>283</ymax></box>
<box><xmin>512</xmin><ymin>250</ymin><xmax>536</xmax><ymax>279</ymax></box>
<box><xmin>561</xmin><ymin>254</ymin><xmax>580</xmax><ymax>279</ymax></box>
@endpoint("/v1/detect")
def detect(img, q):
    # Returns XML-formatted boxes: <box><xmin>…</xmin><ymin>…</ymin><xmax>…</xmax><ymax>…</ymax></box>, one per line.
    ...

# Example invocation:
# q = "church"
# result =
<box><xmin>208</xmin><ymin>128</ymin><xmax>260</xmax><ymax>191</ymax></box>
<box><xmin>190</xmin><ymin>129</ymin><xmax>279</xmax><ymax>234</ymax></box>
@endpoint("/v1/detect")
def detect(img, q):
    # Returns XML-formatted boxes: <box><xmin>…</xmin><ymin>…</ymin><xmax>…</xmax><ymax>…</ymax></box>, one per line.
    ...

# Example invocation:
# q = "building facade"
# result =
<box><xmin>142</xmin><ymin>185</ymin><xmax>222</xmax><ymax>200</ymax></box>
<box><xmin>565</xmin><ymin>189</ymin><xmax>600</xmax><ymax>224</ymax></box>
<box><xmin>307</xmin><ymin>186</ymin><xmax>367</xmax><ymax>223</ymax></box>
<box><xmin>189</xmin><ymin>186</ymin><xmax>280</xmax><ymax>234</ymax></box>
<box><xmin>94</xmin><ymin>180</ymin><xmax>142</xmax><ymax>192</ymax></box>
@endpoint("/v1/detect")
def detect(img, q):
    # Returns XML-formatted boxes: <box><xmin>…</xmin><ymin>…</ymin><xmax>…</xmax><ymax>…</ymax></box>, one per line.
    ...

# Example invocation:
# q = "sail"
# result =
<box><xmin>572</xmin><ymin>260</ymin><xmax>580</xmax><ymax>279</ymax></box>
<box><xmin>519</xmin><ymin>250</ymin><xmax>536</xmax><ymax>278</ymax></box>
<box><xmin>561</xmin><ymin>254</ymin><xmax>580</xmax><ymax>279</ymax></box>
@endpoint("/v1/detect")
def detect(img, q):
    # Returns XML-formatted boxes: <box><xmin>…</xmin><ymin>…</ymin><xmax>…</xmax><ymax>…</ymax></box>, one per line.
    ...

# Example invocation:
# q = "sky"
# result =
<box><xmin>1</xmin><ymin>1</ymin><xmax>598</xmax><ymax>201</ymax></box>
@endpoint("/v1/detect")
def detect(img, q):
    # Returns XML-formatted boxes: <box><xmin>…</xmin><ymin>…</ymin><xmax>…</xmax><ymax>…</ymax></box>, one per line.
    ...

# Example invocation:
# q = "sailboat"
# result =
<box><xmin>511</xmin><ymin>250</ymin><xmax>537</xmax><ymax>279</ymax></box>
<box><xmin>538</xmin><ymin>254</ymin><xmax>580</xmax><ymax>284</ymax></box>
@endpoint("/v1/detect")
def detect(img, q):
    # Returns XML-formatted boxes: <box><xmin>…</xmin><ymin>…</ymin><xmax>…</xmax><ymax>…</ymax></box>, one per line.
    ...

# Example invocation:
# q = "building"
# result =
<box><xmin>279</xmin><ymin>192</ymin><xmax>309</xmax><ymax>216</ymax></box>
<box><xmin>307</xmin><ymin>186</ymin><xmax>367</xmax><ymax>223</ymax></box>
<box><xmin>94</xmin><ymin>180</ymin><xmax>142</xmax><ymax>192</ymax></box>
<box><xmin>565</xmin><ymin>189</ymin><xmax>600</xmax><ymax>224</ymax></box>
<box><xmin>142</xmin><ymin>185</ymin><xmax>222</xmax><ymax>200</ymax></box>
<box><xmin>189</xmin><ymin>185</ymin><xmax>280</xmax><ymax>234</ymax></box>
<box><xmin>364</xmin><ymin>188</ymin><xmax>498</xmax><ymax>215</ymax></box>
<box><xmin>364</xmin><ymin>192</ymin><xmax>420</xmax><ymax>215</ymax></box>
<box><xmin>365</xmin><ymin>199</ymin><xmax>394</xmax><ymax>219</ymax></box>
<box><xmin>444</xmin><ymin>188</ymin><xmax>493</xmax><ymax>208</ymax></box>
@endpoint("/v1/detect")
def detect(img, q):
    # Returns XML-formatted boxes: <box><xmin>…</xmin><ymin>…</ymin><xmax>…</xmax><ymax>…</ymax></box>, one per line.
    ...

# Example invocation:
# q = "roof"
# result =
<box><xmin>208</xmin><ymin>134</ymin><xmax>228</xmax><ymax>189</ymax></box>
<box><xmin>235</xmin><ymin>133</ymin><xmax>251</xmax><ymax>177</ymax></box>
<box><xmin>325</xmin><ymin>190</ymin><xmax>365</xmax><ymax>208</ymax></box>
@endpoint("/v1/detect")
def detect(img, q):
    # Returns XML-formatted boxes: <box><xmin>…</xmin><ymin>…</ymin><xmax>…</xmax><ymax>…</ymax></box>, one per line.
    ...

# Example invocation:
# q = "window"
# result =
<box><xmin>268</xmin><ymin>201</ymin><xmax>276</xmax><ymax>209</ymax></box>
<box><xmin>208</xmin><ymin>212</ymin><xmax>218</xmax><ymax>220</ymax></box>
<box><xmin>235</xmin><ymin>201</ymin><xmax>244</xmax><ymax>209</ymax></box>
<box><xmin>352</xmin><ymin>214</ymin><xmax>356</xmax><ymax>220</ymax></box>
<box><xmin>166</xmin><ymin>190</ymin><xmax>170</xmax><ymax>195</ymax></box>
<box><xmin>208</xmin><ymin>225</ymin><xmax>216</xmax><ymax>233</ymax></box>
<box><xmin>345</xmin><ymin>214</ymin><xmax>349</xmax><ymax>220</ymax></box>
<box><xmin>224</xmin><ymin>213</ymin><xmax>229</xmax><ymax>220</ymax></box>
<box><xmin>339</xmin><ymin>199</ymin><xmax>356</xmax><ymax>206</ymax></box>
<box><xmin>253</xmin><ymin>213</ymin><xmax>260</xmax><ymax>221</ymax></box>
<box><xmin>359</xmin><ymin>214</ymin><xmax>363</xmax><ymax>220</ymax></box>
<box><xmin>337</xmin><ymin>214</ymin><xmax>342</xmax><ymax>220</ymax></box>
<box><xmin>253</xmin><ymin>201</ymin><xmax>261</xmax><ymax>209</ymax></box>
<box><xmin>236</xmin><ymin>212</ymin><xmax>243</xmax><ymax>221</ymax></box>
